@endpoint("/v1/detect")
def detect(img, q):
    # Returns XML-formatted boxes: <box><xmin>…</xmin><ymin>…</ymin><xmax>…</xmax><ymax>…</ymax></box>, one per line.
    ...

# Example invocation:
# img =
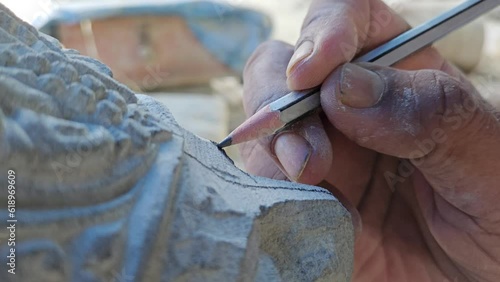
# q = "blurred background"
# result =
<box><xmin>2</xmin><ymin>0</ymin><xmax>499</xmax><ymax>167</ymax></box>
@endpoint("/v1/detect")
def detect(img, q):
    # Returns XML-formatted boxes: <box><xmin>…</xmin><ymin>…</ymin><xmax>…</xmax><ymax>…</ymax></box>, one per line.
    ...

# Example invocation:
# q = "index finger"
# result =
<box><xmin>242</xmin><ymin>40</ymin><xmax>333</xmax><ymax>184</ymax></box>
<box><xmin>286</xmin><ymin>0</ymin><xmax>410</xmax><ymax>90</ymax></box>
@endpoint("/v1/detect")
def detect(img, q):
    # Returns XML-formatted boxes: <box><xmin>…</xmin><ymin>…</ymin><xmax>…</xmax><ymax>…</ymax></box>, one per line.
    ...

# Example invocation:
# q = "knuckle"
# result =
<box><xmin>302</xmin><ymin>2</ymin><xmax>349</xmax><ymax>32</ymax></box>
<box><xmin>411</xmin><ymin>70</ymin><xmax>475</xmax><ymax>126</ymax></box>
<box><xmin>409</xmin><ymin>70</ymin><xmax>488</xmax><ymax>160</ymax></box>
<box><xmin>254</xmin><ymin>40</ymin><xmax>284</xmax><ymax>56</ymax></box>
<box><xmin>432</xmin><ymin>71</ymin><xmax>469</xmax><ymax>112</ymax></box>
<box><xmin>302</xmin><ymin>9</ymin><xmax>329</xmax><ymax>32</ymax></box>
<box><xmin>243</xmin><ymin>40</ymin><xmax>290</xmax><ymax>78</ymax></box>
<box><xmin>242</xmin><ymin>41</ymin><xmax>293</xmax><ymax>116</ymax></box>
<box><xmin>441</xmin><ymin>71</ymin><xmax>469</xmax><ymax>105</ymax></box>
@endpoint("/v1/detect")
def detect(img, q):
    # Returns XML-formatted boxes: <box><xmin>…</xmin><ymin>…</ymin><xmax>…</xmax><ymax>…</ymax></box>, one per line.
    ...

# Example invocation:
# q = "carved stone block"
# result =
<box><xmin>0</xmin><ymin>4</ymin><xmax>353</xmax><ymax>281</ymax></box>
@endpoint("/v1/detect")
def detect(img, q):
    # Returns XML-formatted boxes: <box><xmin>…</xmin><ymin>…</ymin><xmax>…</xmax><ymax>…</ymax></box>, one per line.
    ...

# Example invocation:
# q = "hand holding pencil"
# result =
<box><xmin>219</xmin><ymin>0</ymin><xmax>497</xmax><ymax>149</ymax></box>
<box><xmin>239</xmin><ymin>0</ymin><xmax>500</xmax><ymax>281</ymax></box>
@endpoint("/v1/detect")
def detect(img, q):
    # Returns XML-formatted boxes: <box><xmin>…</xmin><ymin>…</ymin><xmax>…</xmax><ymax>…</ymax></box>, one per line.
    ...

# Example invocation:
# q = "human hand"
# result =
<box><xmin>239</xmin><ymin>0</ymin><xmax>500</xmax><ymax>281</ymax></box>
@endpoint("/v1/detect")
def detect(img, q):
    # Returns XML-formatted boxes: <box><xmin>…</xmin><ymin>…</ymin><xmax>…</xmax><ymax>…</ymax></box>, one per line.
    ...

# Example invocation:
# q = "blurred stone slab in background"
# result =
<box><xmin>210</xmin><ymin>76</ymin><xmax>246</xmax><ymax>168</ymax></box>
<box><xmin>210</xmin><ymin>76</ymin><xmax>245</xmax><ymax>132</ymax></box>
<box><xmin>2</xmin><ymin>0</ymin><xmax>272</xmax><ymax>90</ymax></box>
<box><xmin>152</xmin><ymin>92</ymin><xmax>229</xmax><ymax>142</ymax></box>
<box><xmin>57</xmin><ymin>15</ymin><xmax>235</xmax><ymax>91</ymax></box>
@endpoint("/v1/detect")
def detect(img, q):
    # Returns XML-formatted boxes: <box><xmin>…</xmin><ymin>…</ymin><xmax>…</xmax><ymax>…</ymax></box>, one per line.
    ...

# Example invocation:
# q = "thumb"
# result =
<box><xmin>321</xmin><ymin>63</ymin><xmax>500</xmax><ymax>220</ymax></box>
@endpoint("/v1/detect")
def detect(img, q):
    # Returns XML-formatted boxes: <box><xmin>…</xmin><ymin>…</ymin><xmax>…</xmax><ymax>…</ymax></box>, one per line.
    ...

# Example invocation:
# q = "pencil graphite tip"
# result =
<box><xmin>217</xmin><ymin>136</ymin><xmax>233</xmax><ymax>149</ymax></box>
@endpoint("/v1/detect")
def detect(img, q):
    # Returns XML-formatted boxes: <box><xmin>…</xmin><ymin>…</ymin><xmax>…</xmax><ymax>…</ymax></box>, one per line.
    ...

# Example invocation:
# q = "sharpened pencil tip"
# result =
<box><xmin>217</xmin><ymin>136</ymin><xmax>233</xmax><ymax>149</ymax></box>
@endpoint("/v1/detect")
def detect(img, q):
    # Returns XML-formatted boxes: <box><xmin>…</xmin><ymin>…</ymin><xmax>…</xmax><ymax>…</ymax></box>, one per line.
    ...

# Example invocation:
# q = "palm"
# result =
<box><xmin>312</xmin><ymin>128</ymin><xmax>445</xmax><ymax>281</ymax></box>
<box><xmin>242</xmin><ymin>124</ymin><xmax>499</xmax><ymax>281</ymax></box>
<box><xmin>346</xmin><ymin>153</ymin><xmax>450</xmax><ymax>281</ymax></box>
<box><xmin>318</xmin><ymin>128</ymin><xmax>498</xmax><ymax>282</ymax></box>
<box><xmin>326</xmin><ymin>141</ymin><xmax>500</xmax><ymax>281</ymax></box>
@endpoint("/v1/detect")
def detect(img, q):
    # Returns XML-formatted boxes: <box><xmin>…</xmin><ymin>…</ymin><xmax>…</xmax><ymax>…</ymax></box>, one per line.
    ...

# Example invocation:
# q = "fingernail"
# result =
<box><xmin>286</xmin><ymin>41</ymin><xmax>314</xmax><ymax>77</ymax></box>
<box><xmin>273</xmin><ymin>133</ymin><xmax>312</xmax><ymax>181</ymax></box>
<box><xmin>339</xmin><ymin>63</ymin><xmax>385</xmax><ymax>108</ymax></box>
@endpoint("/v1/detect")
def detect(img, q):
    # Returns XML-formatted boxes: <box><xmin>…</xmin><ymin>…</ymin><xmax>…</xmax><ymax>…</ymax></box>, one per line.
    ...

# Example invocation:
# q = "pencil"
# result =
<box><xmin>217</xmin><ymin>0</ymin><xmax>498</xmax><ymax>149</ymax></box>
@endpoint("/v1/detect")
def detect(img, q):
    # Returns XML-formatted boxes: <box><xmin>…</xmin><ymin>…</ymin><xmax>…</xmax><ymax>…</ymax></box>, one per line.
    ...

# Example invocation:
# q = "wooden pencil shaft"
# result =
<box><xmin>270</xmin><ymin>87</ymin><xmax>321</xmax><ymax>123</ymax></box>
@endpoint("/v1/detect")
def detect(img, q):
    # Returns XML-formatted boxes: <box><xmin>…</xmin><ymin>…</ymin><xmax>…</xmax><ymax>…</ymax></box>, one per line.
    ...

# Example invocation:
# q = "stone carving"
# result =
<box><xmin>0</xmin><ymin>4</ymin><xmax>353</xmax><ymax>282</ymax></box>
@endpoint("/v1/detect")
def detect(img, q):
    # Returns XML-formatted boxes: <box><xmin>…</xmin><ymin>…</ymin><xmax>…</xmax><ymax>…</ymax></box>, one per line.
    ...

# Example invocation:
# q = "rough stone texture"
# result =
<box><xmin>0</xmin><ymin>4</ymin><xmax>353</xmax><ymax>282</ymax></box>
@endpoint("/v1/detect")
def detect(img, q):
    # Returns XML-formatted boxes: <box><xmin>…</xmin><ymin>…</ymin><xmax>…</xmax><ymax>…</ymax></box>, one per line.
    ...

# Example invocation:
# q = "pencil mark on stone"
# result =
<box><xmin>0</xmin><ymin>4</ymin><xmax>353</xmax><ymax>282</ymax></box>
<box><xmin>212</xmin><ymin>140</ymin><xmax>235</xmax><ymax>165</ymax></box>
<box><xmin>183</xmin><ymin>149</ymin><xmax>332</xmax><ymax>194</ymax></box>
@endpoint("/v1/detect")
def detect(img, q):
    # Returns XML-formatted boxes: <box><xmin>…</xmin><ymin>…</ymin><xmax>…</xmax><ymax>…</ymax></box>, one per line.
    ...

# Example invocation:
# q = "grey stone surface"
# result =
<box><xmin>0</xmin><ymin>4</ymin><xmax>353</xmax><ymax>282</ymax></box>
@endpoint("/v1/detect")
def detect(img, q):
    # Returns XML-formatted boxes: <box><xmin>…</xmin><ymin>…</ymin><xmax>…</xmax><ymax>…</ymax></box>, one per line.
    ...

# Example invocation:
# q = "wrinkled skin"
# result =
<box><xmin>239</xmin><ymin>0</ymin><xmax>500</xmax><ymax>281</ymax></box>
